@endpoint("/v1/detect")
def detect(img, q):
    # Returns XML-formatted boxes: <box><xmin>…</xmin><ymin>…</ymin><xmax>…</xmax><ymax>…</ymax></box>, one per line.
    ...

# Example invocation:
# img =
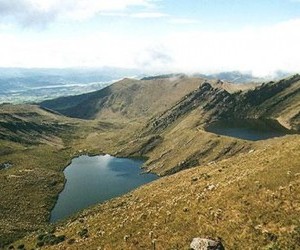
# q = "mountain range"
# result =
<box><xmin>0</xmin><ymin>73</ymin><xmax>299</xmax><ymax>249</ymax></box>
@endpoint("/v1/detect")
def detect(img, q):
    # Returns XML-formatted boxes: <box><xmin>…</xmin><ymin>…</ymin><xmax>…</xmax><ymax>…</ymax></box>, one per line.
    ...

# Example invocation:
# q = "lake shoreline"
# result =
<box><xmin>205</xmin><ymin>118</ymin><xmax>297</xmax><ymax>141</ymax></box>
<box><xmin>49</xmin><ymin>154</ymin><xmax>158</xmax><ymax>223</ymax></box>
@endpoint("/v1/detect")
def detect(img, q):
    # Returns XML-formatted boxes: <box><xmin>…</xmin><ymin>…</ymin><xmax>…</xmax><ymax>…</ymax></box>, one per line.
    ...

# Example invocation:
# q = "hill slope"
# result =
<box><xmin>40</xmin><ymin>76</ymin><xmax>251</xmax><ymax>121</ymax></box>
<box><xmin>144</xmin><ymin>74</ymin><xmax>300</xmax><ymax>135</ymax></box>
<box><xmin>1</xmin><ymin>74</ymin><xmax>299</xmax><ymax>248</ymax></box>
<box><xmin>115</xmin><ymin>75</ymin><xmax>300</xmax><ymax>175</ymax></box>
<box><xmin>40</xmin><ymin>75</ymin><xmax>300</xmax><ymax>175</ymax></box>
<box><xmin>0</xmin><ymin>104</ymin><xmax>71</xmax><ymax>145</ymax></box>
<box><xmin>15</xmin><ymin>135</ymin><xmax>300</xmax><ymax>249</ymax></box>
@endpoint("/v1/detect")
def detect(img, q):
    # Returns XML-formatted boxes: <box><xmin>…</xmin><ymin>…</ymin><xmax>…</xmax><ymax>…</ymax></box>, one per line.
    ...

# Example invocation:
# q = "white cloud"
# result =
<box><xmin>99</xmin><ymin>11</ymin><xmax>168</xmax><ymax>19</ymax></box>
<box><xmin>135</xmin><ymin>45</ymin><xmax>173</xmax><ymax>70</ymax></box>
<box><xmin>160</xmin><ymin>18</ymin><xmax>300</xmax><ymax>76</ymax></box>
<box><xmin>1</xmin><ymin>18</ymin><xmax>300</xmax><ymax>76</ymax></box>
<box><xmin>63</xmin><ymin>0</ymin><xmax>157</xmax><ymax>21</ymax></box>
<box><xmin>168</xmin><ymin>18</ymin><xmax>199</xmax><ymax>24</ymax></box>
<box><xmin>0</xmin><ymin>0</ymin><xmax>158</xmax><ymax>27</ymax></box>
<box><xmin>130</xmin><ymin>12</ymin><xmax>169</xmax><ymax>18</ymax></box>
<box><xmin>0</xmin><ymin>32</ymin><xmax>150</xmax><ymax>68</ymax></box>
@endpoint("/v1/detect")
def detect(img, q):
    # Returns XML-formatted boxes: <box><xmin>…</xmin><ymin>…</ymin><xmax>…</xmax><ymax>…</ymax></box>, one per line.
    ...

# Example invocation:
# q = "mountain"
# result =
<box><xmin>145</xmin><ymin>74</ymin><xmax>300</xmax><ymax>135</ymax></box>
<box><xmin>0</xmin><ymin>103</ymin><xmax>72</xmax><ymax>145</ymax></box>
<box><xmin>0</xmin><ymin>74</ymin><xmax>299</xmax><ymax>248</ymax></box>
<box><xmin>40</xmin><ymin>76</ymin><xmax>258</xmax><ymax>121</ymax></box>
<box><xmin>0</xmin><ymin>67</ymin><xmax>139</xmax><ymax>86</ymax></box>
<box><xmin>40</xmin><ymin>74</ymin><xmax>299</xmax><ymax>175</ymax></box>
<box><xmin>40</xmin><ymin>76</ymin><xmax>210</xmax><ymax>120</ymax></box>
<box><xmin>13</xmin><ymin>135</ymin><xmax>300</xmax><ymax>249</ymax></box>
<box><xmin>194</xmin><ymin>70</ymin><xmax>292</xmax><ymax>83</ymax></box>
<box><xmin>194</xmin><ymin>71</ymin><xmax>263</xmax><ymax>83</ymax></box>
<box><xmin>134</xmin><ymin>75</ymin><xmax>299</xmax><ymax>174</ymax></box>
<box><xmin>0</xmin><ymin>67</ymin><xmax>140</xmax><ymax>103</ymax></box>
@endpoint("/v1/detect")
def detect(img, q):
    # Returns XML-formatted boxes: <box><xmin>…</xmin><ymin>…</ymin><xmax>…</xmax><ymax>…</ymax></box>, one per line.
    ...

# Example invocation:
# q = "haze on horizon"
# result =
<box><xmin>0</xmin><ymin>0</ymin><xmax>300</xmax><ymax>77</ymax></box>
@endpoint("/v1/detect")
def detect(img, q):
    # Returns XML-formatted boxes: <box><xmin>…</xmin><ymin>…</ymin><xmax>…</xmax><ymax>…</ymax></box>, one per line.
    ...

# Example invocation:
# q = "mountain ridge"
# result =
<box><xmin>0</xmin><ymin>73</ymin><xmax>299</xmax><ymax>248</ymax></box>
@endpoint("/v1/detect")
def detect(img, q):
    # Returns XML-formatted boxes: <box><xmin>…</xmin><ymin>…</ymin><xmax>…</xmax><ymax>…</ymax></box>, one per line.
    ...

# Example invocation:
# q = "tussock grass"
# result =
<box><xmin>13</xmin><ymin>135</ymin><xmax>300</xmax><ymax>249</ymax></box>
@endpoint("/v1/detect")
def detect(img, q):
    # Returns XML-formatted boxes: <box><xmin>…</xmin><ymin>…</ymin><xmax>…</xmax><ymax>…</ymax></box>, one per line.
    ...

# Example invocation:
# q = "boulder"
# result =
<box><xmin>190</xmin><ymin>238</ymin><xmax>225</xmax><ymax>250</ymax></box>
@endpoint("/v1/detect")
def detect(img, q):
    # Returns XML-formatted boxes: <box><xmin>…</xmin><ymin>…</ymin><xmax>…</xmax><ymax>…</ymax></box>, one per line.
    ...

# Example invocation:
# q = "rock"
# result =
<box><xmin>123</xmin><ymin>234</ymin><xmax>130</xmax><ymax>241</ymax></box>
<box><xmin>190</xmin><ymin>238</ymin><xmax>225</xmax><ymax>250</ymax></box>
<box><xmin>207</xmin><ymin>184</ymin><xmax>216</xmax><ymax>191</ymax></box>
<box><xmin>191</xmin><ymin>177</ymin><xmax>199</xmax><ymax>182</ymax></box>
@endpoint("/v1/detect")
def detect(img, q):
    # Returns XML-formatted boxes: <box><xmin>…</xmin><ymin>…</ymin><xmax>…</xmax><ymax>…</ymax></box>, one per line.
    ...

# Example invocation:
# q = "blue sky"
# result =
<box><xmin>0</xmin><ymin>0</ymin><xmax>300</xmax><ymax>76</ymax></box>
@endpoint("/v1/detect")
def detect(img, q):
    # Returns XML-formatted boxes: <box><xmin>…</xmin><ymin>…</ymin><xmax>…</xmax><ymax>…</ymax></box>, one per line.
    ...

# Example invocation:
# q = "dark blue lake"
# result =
<box><xmin>205</xmin><ymin>119</ymin><xmax>294</xmax><ymax>141</ymax></box>
<box><xmin>50</xmin><ymin>155</ymin><xmax>157</xmax><ymax>222</ymax></box>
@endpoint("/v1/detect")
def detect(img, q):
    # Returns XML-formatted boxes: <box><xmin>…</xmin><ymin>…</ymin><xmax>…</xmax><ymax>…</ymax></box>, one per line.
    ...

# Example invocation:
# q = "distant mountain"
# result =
<box><xmin>140</xmin><ymin>72</ymin><xmax>261</xmax><ymax>83</ymax></box>
<box><xmin>194</xmin><ymin>71</ymin><xmax>292</xmax><ymax>83</ymax></box>
<box><xmin>0</xmin><ymin>67</ymin><xmax>140</xmax><ymax>103</ymax></box>
<box><xmin>199</xmin><ymin>71</ymin><xmax>262</xmax><ymax>83</ymax></box>
<box><xmin>141</xmin><ymin>73</ymin><xmax>186</xmax><ymax>81</ymax></box>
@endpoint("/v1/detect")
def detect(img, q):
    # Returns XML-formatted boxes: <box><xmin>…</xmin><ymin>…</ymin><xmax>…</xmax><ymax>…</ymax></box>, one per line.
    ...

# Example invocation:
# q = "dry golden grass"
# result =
<box><xmin>11</xmin><ymin>135</ymin><xmax>300</xmax><ymax>250</ymax></box>
<box><xmin>1</xmin><ymin>75</ymin><xmax>299</xmax><ymax>248</ymax></box>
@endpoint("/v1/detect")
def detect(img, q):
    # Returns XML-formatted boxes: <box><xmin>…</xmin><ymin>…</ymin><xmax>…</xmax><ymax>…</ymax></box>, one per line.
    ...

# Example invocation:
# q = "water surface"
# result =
<box><xmin>205</xmin><ymin>119</ymin><xmax>294</xmax><ymax>141</ymax></box>
<box><xmin>50</xmin><ymin>155</ymin><xmax>157</xmax><ymax>222</ymax></box>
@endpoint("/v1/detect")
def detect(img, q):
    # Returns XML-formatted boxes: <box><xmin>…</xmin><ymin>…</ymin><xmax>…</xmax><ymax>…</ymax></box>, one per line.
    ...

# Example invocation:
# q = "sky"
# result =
<box><xmin>0</xmin><ymin>0</ymin><xmax>300</xmax><ymax>76</ymax></box>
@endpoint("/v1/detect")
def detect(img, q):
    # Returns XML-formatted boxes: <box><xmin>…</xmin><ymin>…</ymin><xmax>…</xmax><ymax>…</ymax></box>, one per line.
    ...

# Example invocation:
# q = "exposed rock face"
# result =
<box><xmin>190</xmin><ymin>238</ymin><xmax>225</xmax><ymax>250</ymax></box>
<box><xmin>145</xmin><ymin>75</ymin><xmax>300</xmax><ymax>134</ymax></box>
<box><xmin>41</xmin><ymin>74</ymin><xmax>300</xmax><ymax>131</ymax></box>
<box><xmin>145</xmin><ymin>82</ymin><xmax>234</xmax><ymax>134</ymax></box>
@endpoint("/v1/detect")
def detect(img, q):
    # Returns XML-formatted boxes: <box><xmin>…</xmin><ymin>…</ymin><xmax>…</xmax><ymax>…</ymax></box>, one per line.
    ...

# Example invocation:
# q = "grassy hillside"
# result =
<box><xmin>0</xmin><ymin>74</ymin><xmax>299</xmax><ymax>248</ymax></box>
<box><xmin>0</xmin><ymin>104</ymin><xmax>73</xmax><ymax>145</ymax></box>
<box><xmin>0</xmin><ymin>104</ymin><xmax>77</xmax><ymax>246</ymax></box>
<box><xmin>13</xmin><ymin>135</ymin><xmax>300</xmax><ymax>249</ymax></box>
<box><xmin>115</xmin><ymin>76</ymin><xmax>300</xmax><ymax>175</ymax></box>
<box><xmin>40</xmin><ymin>76</ymin><xmax>239</xmax><ymax>121</ymax></box>
<box><xmin>234</xmin><ymin>75</ymin><xmax>300</xmax><ymax>131</ymax></box>
<box><xmin>143</xmin><ymin>75</ymin><xmax>300</xmax><ymax>135</ymax></box>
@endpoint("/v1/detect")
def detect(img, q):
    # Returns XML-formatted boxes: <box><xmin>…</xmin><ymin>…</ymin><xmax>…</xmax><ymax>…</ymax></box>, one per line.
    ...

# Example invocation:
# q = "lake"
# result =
<box><xmin>50</xmin><ymin>154</ymin><xmax>157</xmax><ymax>222</ymax></box>
<box><xmin>205</xmin><ymin>119</ymin><xmax>294</xmax><ymax>141</ymax></box>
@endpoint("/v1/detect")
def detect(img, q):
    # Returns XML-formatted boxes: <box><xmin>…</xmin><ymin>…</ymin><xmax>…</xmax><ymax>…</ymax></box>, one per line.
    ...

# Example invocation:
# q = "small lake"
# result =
<box><xmin>50</xmin><ymin>155</ymin><xmax>157</xmax><ymax>222</ymax></box>
<box><xmin>205</xmin><ymin>119</ymin><xmax>295</xmax><ymax>141</ymax></box>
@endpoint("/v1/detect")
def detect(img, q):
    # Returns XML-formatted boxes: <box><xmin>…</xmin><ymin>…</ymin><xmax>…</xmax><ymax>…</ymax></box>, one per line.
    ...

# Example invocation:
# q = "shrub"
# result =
<box><xmin>36</xmin><ymin>241</ymin><xmax>44</xmax><ymax>247</ymax></box>
<box><xmin>67</xmin><ymin>238</ymin><xmax>76</xmax><ymax>244</ymax></box>
<box><xmin>78</xmin><ymin>228</ymin><xmax>88</xmax><ymax>238</ymax></box>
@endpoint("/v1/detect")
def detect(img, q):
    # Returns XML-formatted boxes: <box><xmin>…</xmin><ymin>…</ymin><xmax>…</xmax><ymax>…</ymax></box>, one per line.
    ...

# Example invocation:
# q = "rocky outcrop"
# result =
<box><xmin>145</xmin><ymin>82</ymin><xmax>234</xmax><ymax>134</ymax></box>
<box><xmin>41</xmin><ymin>74</ymin><xmax>300</xmax><ymax>131</ymax></box>
<box><xmin>144</xmin><ymin>75</ymin><xmax>300</xmax><ymax>134</ymax></box>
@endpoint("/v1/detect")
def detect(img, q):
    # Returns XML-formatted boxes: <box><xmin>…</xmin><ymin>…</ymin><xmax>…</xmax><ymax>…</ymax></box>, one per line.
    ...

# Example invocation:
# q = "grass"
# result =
<box><xmin>11</xmin><ymin>135</ymin><xmax>300</xmax><ymax>249</ymax></box>
<box><xmin>0</xmin><ymin>143</ymin><xmax>70</xmax><ymax>246</ymax></box>
<box><xmin>0</xmin><ymin>75</ymin><xmax>299</xmax><ymax>248</ymax></box>
<box><xmin>0</xmin><ymin>104</ymin><xmax>148</xmax><ymax>246</ymax></box>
